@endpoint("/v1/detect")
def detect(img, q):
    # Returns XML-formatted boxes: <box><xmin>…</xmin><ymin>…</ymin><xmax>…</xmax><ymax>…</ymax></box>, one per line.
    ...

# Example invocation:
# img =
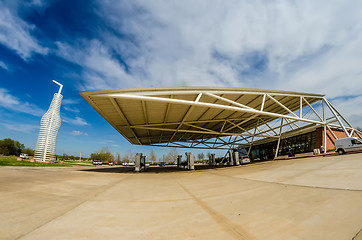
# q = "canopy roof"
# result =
<box><xmin>79</xmin><ymin>87</ymin><xmax>339</xmax><ymax>149</ymax></box>
<box><xmin>80</xmin><ymin>87</ymin><xmax>336</xmax><ymax>148</ymax></box>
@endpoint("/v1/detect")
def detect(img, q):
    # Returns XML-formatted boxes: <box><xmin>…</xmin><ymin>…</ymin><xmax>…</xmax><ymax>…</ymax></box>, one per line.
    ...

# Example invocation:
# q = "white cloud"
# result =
<box><xmin>0</xmin><ymin>122</ymin><xmax>38</xmax><ymax>133</ymax></box>
<box><xmin>71</xmin><ymin>130</ymin><xmax>88</xmax><ymax>136</ymax></box>
<box><xmin>54</xmin><ymin>1</ymin><xmax>362</xmax><ymax>94</ymax></box>
<box><xmin>30</xmin><ymin>0</ymin><xmax>44</xmax><ymax>6</ymax></box>
<box><xmin>64</xmin><ymin>106</ymin><xmax>80</xmax><ymax>113</ymax></box>
<box><xmin>0</xmin><ymin>4</ymin><xmax>48</xmax><ymax>60</ymax></box>
<box><xmin>329</xmin><ymin>95</ymin><xmax>362</xmax><ymax>129</ymax></box>
<box><xmin>56</xmin><ymin>40</ymin><xmax>135</xmax><ymax>90</ymax></box>
<box><xmin>0</xmin><ymin>61</ymin><xmax>9</xmax><ymax>70</ymax></box>
<box><xmin>54</xmin><ymin>1</ymin><xmax>362</xmax><ymax>127</ymax></box>
<box><xmin>0</xmin><ymin>88</ymin><xmax>44</xmax><ymax>116</ymax></box>
<box><xmin>62</xmin><ymin>116</ymin><xmax>89</xmax><ymax>126</ymax></box>
<box><xmin>62</xmin><ymin>98</ymin><xmax>81</xmax><ymax>105</ymax></box>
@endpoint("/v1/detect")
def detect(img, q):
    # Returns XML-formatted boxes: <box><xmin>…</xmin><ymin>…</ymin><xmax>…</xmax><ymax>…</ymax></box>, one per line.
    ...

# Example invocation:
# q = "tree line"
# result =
<box><xmin>90</xmin><ymin>146</ymin><xmax>115</xmax><ymax>162</ymax></box>
<box><xmin>0</xmin><ymin>138</ymin><xmax>34</xmax><ymax>156</ymax></box>
<box><xmin>89</xmin><ymin>146</ymin><xmax>213</xmax><ymax>163</ymax></box>
<box><xmin>1</xmin><ymin>137</ymin><xmax>214</xmax><ymax>163</ymax></box>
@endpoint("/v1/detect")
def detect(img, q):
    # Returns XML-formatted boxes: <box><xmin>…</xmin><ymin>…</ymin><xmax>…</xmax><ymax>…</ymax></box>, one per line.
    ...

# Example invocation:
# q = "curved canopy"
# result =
<box><xmin>79</xmin><ymin>87</ymin><xmax>355</xmax><ymax>149</ymax></box>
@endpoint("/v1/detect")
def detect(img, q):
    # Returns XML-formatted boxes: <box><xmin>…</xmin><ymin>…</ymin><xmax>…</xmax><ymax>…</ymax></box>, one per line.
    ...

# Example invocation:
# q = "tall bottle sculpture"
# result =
<box><xmin>34</xmin><ymin>80</ymin><xmax>63</xmax><ymax>162</ymax></box>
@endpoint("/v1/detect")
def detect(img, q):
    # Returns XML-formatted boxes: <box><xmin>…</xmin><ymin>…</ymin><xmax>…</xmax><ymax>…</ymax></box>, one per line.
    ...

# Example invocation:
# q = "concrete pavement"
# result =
<box><xmin>1</xmin><ymin>153</ymin><xmax>362</xmax><ymax>240</ymax></box>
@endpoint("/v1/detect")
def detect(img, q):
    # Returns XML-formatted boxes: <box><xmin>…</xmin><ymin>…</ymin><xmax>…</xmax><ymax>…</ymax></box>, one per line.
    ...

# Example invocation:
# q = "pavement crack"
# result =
<box><xmin>176</xmin><ymin>181</ymin><xmax>256</xmax><ymax>240</ymax></box>
<box><xmin>352</xmin><ymin>226</ymin><xmax>362</xmax><ymax>240</ymax></box>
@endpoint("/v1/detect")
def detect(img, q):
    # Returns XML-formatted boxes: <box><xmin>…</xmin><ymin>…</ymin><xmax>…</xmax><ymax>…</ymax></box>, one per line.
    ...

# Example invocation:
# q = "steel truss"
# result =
<box><xmin>87</xmin><ymin>88</ymin><xmax>360</xmax><ymax>155</ymax></box>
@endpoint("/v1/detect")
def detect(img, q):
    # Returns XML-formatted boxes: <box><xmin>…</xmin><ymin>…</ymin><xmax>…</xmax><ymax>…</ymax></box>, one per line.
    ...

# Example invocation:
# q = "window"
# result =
<box><xmin>351</xmin><ymin>139</ymin><xmax>362</xmax><ymax>145</ymax></box>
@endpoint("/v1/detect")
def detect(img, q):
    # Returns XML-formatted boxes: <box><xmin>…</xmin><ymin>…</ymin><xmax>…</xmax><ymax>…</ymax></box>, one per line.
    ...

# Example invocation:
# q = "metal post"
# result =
<box><xmin>247</xmin><ymin>119</ymin><xmax>259</xmax><ymax>157</ymax></box>
<box><xmin>355</xmin><ymin>129</ymin><xmax>362</xmax><ymax>139</ymax></box>
<box><xmin>274</xmin><ymin>118</ymin><xmax>284</xmax><ymax>159</ymax></box>
<box><xmin>322</xmin><ymin>100</ymin><xmax>327</xmax><ymax>153</ymax></box>
<box><xmin>323</xmin><ymin>98</ymin><xmax>349</xmax><ymax>137</ymax></box>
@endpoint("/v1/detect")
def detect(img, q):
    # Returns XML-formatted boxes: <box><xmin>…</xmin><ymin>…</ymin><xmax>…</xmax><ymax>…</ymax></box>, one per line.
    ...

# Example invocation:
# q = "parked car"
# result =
<box><xmin>128</xmin><ymin>162</ymin><xmax>135</xmax><ymax>166</ymax></box>
<box><xmin>335</xmin><ymin>137</ymin><xmax>362</xmax><ymax>155</ymax></box>
<box><xmin>93</xmin><ymin>160</ymin><xmax>102</xmax><ymax>165</ymax></box>
<box><xmin>109</xmin><ymin>162</ymin><xmax>115</xmax><ymax>166</ymax></box>
<box><xmin>19</xmin><ymin>153</ymin><xmax>29</xmax><ymax>159</ymax></box>
<box><xmin>240</xmin><ymin>156</ymin><xmax>250</xmax><ymax>164</ymax></box>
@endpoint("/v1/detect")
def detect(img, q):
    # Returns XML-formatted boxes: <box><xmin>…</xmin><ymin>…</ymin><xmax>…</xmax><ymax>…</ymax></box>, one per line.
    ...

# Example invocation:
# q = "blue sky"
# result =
<box><xmin>1</xmin><ymin>0</ymin><xmax>362</xmax><ymax>158</ymax></box>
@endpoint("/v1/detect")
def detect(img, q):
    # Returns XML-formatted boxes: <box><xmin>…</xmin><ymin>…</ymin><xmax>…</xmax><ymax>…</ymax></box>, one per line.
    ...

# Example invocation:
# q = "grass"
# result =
<box><xmin>0</xmin><ymin>156</ymin><xmax>93</xmax><ymax>167</ymax></box>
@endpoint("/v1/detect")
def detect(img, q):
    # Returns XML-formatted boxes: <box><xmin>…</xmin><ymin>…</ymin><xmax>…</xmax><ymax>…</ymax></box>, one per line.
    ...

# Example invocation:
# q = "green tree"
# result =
<box><xmin>90</xmin><ymin>146</ymin><xmax>114</xmax><ymax>163</ymax></box>
<box><xmin>67</xmin><ymin>155</ymin><xmax>77</xmax><ymax>160</ymax></box>
<box><xmin>0</xmin><ymin>138</ymin><xmax>24</xmax><ymax>156</ymax></box>
<box><xmin>22</xmin><ymin>148</ymin><xmax>35</xmax><ymax>156</ymax></box>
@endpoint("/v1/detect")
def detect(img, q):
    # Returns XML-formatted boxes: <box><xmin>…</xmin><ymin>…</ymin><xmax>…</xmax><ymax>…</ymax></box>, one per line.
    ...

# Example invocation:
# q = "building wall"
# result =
<box><xmin>250</xmin><ymin>131</ymin><xmax>316</xmax><ymax>160</ymax></box>
<box><xmin>250</xmin><ymin>127</ymin><xmax>351</xmax><ymax>160</ymax></box>
<box><xmin>316</xmin><ymin>127</ymin><xmax>349</xmax><ymax>151</ymax></box>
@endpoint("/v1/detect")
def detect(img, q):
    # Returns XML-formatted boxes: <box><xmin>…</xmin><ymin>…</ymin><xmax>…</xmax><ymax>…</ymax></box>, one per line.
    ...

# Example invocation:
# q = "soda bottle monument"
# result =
<box><xmin>34</xmin><ymin>80</ymin><xmax>63</xmax><ymax>162</ymax></box>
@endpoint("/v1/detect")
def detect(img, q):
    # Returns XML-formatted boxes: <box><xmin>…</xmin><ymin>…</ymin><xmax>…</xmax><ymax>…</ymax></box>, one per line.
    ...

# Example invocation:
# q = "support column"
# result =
<box><xmin>135</xmin><ymin>153</ymin><xmax>142</xmax><ymax>172</ymax></box>
<box><xmin>233</xmin><ymin>150</ymin><xmax>240</xmax><ymax>165</ymax></box>
<box><xmin>141</xmin><ymin>155</ymin><xmax>146</xmax><ymax>170</ymax></box>
<box><xmin>189</xmin><ymin>154</ymin><xmax>195</xmax><ymax>170</ymax></box>
<box><xmin>185</xmin><ymin>152</ymin><xmax>194</xmax><ymax>170</ymax></box>
<box><xmin>322</xmin><ymin>100</ymin><xmax>327</xmax><ymax>153</ymax></box>
<box><xmin>209</xmin><ymin>153</ymin><xmax>215</xmax><ymax>166</ymax></box>
<box><xmin>177</xmin><ymin>155</ymin><xmax>182</xmax><ymax>168</ymax></box>
<box><xmin>228</xmin><ymin>149</ymin><xmax>233</xmax><ymax>165</ymax></box>
<box><xmin>274</xmin><ymin>119</ymin><xmax>284</xmax><ymax>159</ymax></box>
<box><xmin>248</xmin><ymin>119</ymin><xmax>260</xmax><ymax>157</ymax></box>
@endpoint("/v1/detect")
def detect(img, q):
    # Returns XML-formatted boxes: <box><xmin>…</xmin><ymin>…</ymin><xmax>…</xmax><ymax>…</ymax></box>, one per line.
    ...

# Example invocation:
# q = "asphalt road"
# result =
<box><xmin>1</xmin><ymin>153</ymin><xmax>362</xmax><ymax>240</ymax></box>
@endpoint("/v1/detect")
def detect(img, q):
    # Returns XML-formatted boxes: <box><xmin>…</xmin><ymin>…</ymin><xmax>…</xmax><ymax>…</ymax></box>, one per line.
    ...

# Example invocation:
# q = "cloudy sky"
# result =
<box><xmin>0</xmin><ymin>0</ymin><xmax>361</xmax><ymax>157</ymax></box>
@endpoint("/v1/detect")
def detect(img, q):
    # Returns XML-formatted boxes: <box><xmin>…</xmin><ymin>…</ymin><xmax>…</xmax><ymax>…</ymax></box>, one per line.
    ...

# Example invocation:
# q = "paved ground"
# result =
<box><xmin>1</xmin><ymin>153</ymin><xmax>362</xmax><ymax>240</ymax></box>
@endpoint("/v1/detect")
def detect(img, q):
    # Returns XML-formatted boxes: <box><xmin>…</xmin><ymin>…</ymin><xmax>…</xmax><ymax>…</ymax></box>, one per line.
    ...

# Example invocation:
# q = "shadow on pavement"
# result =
<box><xmin>79</xmin><ymin>164</ymin><xmax>235</xmax><ymax>174</ymax></box>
